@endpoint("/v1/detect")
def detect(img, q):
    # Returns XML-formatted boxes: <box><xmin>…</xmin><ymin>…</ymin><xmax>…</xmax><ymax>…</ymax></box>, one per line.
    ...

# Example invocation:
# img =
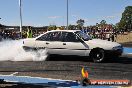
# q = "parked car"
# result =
<box><xmin>23</xmin><ymin>30</ymin><xmax>123</xmax><ymax>63</ymax></box>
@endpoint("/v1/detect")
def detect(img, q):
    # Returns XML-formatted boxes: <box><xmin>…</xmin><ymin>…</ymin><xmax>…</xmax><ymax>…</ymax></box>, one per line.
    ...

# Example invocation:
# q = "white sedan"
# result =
<box><xmin>23</xmin><ymin>30</ymin><xmax>123</xmax><ymax>63</ymax></box>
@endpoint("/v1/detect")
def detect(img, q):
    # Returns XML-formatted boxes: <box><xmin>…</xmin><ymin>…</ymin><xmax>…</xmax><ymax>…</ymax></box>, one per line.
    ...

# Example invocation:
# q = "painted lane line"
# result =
<box><xmin>9</xmin><ymin>72</ymin><xmax>19</xmax><ymax>76</ymax></box>
<box><xmin>0</xmin><ymin>75</ymin><xmax>79</xmax><ymax>87</ymax></box>
<box><xmin>126</xmin><ymin>53</ymin><xmax>132</xmax><ymax>54</ymax></box>
<box><xmin>0</xmin><ymin>75</ymin><xmax>125</xmax><ymax>88</ymax></box>
<box><xmin>0</xmin><ymin>74</ymin><xmax>75</xmax><ymax>82</ymax></box>
<box><xmin>123</xmin><ymin>47</ymin><xmax>132</xmax><ymax>54</ymax></box>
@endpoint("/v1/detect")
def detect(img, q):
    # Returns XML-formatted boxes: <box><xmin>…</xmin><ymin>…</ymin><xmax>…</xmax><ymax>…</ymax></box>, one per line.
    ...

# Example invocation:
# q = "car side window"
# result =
<box><xmin>61</xmin><ymin>32</ymin><xmax>79</xmax><ymax>42</ymax></box>
<box><xmin>36</xmin><ymin>33</ymin><xmax>49</xmax><ymax>41</ymax></box>
<box><xmin>48</xmin><ymin>32</ymin><xmax>61</xmax><ymax>41</ymax></box>
<box><xmin>36</xmin><ymin>32</ymin><xmax>62</xmax><ymax>41</ymax></box>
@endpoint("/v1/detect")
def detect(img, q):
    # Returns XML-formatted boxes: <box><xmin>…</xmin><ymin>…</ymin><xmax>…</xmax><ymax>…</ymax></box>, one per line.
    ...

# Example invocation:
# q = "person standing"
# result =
<box><xmin>106</xmin><ymin>33</ymin><xmax>111</xmax><ymax>41</ymax></box>
<box><xmin>0</xmin><ymin>30</ymin><xmax>2</xmax><ymax>41</ymax></box>
<box><xmin>27</xmin><ymin>26</ymin><xmax>33</xmax><ymax>38</ymax></box>
<box><xmin>111</xmin><ymin>33</ymin><xmax>115</xmax><ymax>42</ymax></box>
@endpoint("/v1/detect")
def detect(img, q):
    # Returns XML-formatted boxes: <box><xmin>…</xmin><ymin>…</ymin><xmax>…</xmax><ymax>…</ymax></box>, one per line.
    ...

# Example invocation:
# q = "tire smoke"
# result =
<box><xmin>0</xmin><ymin>39</ymin><xmax>47</xmax><ymax>61</ymax></box>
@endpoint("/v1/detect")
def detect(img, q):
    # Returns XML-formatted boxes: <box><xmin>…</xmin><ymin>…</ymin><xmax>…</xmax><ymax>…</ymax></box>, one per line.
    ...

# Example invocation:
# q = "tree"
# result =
<box><xmin>100</xmin><ymin>20</ymin><xmax>107</xmax><ymax>28</ymax></box>
<box><xmin>76</xmin><ymin>19</ymin><xmax>85</xmax><ymax>29</ymax></box>
<box><xmin>0</xmin><ymin>24</ymin><xmax>2</xmax><ymax>27</ymax></box>
<box><xmin>118</xmin><ymin>6</ymin><xmax>132</xmax><ymax>31</ymax></box>
<box><xmin>47</xmin><ymin>25</ymin><xmax>57</xmax><ymax>31</ymax></box>
<box><xmin>68</xmin><ymin>24</ymin><xmax>76</xmax><ymax>30</ymax></box>
<box><xmin>0</xmin><ymin>24</ymin><xmax>4</xmax><ymax>27</ymax></box>
<box><xmin>100</xmin><ymin>20</ymin><xmax>106</xmax><ymax>25</ymax></box>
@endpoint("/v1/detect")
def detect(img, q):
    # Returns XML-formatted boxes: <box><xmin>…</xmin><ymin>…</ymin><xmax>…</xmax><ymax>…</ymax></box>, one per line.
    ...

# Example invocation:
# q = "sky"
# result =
<box><xmin>0</xmin><ymin>0</ymin><xmax>132</xmax><ymax>26</ymax></box>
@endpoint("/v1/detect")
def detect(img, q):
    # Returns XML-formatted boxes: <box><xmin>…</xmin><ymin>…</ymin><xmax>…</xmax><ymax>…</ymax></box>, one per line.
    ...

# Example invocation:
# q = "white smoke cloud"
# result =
<box><xmin>0</xmin><ymin>40</ymin><xmax>47</xmax><ymax>61</ymax></box>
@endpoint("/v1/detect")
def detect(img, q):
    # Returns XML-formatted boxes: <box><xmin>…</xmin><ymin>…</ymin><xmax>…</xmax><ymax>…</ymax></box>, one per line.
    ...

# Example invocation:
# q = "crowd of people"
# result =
<box><xmin>0</xmin><ymin>27</ymin><xmax>31</xmax><ymax>40</ymax></box>
<box><xmin>0</xmin><ymin>26</ymin><xmax>41</xmax><ymax>40</ymax></box>
<box><xmin>0</xmin><ymin>26</ymin><xmax>127</xmax><ymax>42</ymax></box>
<box><xmin>0</xmin><ymin>30</ymin><xmax>20</xmax><ymax>40</ymax></box>
<box><xmin>88</xmin><ymin>31</ymin><xmax>117</xmax><ymax>42</ymax></box>
<box><xmin>81</xmin><ymin>27</ymin><xmax>119</xmax><ymax>42</ymax></box>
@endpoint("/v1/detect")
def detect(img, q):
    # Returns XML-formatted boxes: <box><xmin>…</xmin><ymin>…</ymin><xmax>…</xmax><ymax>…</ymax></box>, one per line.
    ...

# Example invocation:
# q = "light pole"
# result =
<box><xmin>66</xmin><ymin>0</ymin><xmax>69</xmax><ymax>30</ymax></box>
<box><xmin>19</xmin><ymin>0</ymin><xmax>23</xmax><ymax>38</ymax></box>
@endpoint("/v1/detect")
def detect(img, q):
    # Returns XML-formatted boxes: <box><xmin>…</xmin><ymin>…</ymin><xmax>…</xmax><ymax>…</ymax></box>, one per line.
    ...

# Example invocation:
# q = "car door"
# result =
<box><xmin>35</xmin><ymin>32</ymin><xmax>49</xmax><ymax>49</ymax></box>
<box><xmin>35</xmin><ymin>31</ymin><xmax>67</xmax><ymax>55</ymax></box>
<box><xmin>59</xmin><ymin>32</ymin><xmax>88</xmax><ymax>56</ymax></box>
<box><xmin>45</xmin><ymin>31</ymin><xmax>64</xmax><ymax>55</ymax></box>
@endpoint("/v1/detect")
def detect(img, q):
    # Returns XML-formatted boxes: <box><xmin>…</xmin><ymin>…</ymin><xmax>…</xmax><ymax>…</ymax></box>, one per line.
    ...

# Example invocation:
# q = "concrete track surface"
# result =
<box><xmin>0</xmin><ymin>54</ymin><xmax>132</xmax><ymax>82</ymax></box>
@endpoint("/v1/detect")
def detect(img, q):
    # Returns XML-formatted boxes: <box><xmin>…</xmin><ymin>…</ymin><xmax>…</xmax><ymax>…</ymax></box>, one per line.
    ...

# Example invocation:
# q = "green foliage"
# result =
<box><xmin>68</xmin><ymin>25</ymin><xmax>76</xmax><ymax>30</ymax></box>
<box><xmin>48</xmin><ymin>25</ymin><xmax>57</xmax><ymax>31</ymax></box>
<box><xmin>118</xmin><ymin>6</ymin><xmax>132</xmax><ymax>31</ymax></box>
<box><xmin>100</xmin><ymin>20</ymin><xmax>107</xmax><ymax>28</ymax></box>
<box><xmin>100</xmin><ymin>20</ymin><xmax>106</xmax><ymax>25</ymax></box>
<box><xmin>0</xmin><ymin>24</ymin><xmax>2</xmax><ymax>27</ymax></box>
<box><xmin>0</xmin><ymin>24</ymin><xmax>4</xmax><ymax>27</ymax></box>
<box><xmin>76</xmin><ymin>19</ymin><xmax>85</xmax><ymax>29</ymax></box>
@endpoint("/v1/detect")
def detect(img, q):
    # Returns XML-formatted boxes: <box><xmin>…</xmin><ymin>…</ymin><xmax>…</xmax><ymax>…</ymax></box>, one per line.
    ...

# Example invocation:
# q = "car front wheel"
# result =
<box><xmin>90</xmin><ymin>49</ymin><xmax>105</xmax><ymax>63</ymax></box>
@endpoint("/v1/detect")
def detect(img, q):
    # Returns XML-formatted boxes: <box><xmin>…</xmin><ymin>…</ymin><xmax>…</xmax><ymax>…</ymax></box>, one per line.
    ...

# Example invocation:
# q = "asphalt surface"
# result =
<box><xmin>121</xmin><ymin>42</ymin><xmax>132</xmax><ymax>48</ymax></box>
<box><xmin>0</xmin><ymin>54</ymin><xmax>132</xmax><ymax>82</ymax></box>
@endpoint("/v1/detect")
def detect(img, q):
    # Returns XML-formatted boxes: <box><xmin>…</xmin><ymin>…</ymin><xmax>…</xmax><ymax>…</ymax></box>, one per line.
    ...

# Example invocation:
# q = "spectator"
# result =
<box><xmin>111</xmin><ymin>33</ymin><xmax>115</xmax><ymax>42</ymax></box>
<box><xmin>106</xmin><ymin>33</ymin><xmax>111</xmax><ymax>41</ymax></box>
<box><xmin>27</xmin><ymin>26</ymin><xmax>33</xmax><ymax>38</ymax></box>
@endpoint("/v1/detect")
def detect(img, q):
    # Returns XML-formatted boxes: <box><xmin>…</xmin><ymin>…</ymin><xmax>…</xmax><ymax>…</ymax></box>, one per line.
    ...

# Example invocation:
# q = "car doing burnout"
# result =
<box><xmin>23</xmin><ymin>30</ymin><xmax>123</xmax><ymax>63</ymax></box>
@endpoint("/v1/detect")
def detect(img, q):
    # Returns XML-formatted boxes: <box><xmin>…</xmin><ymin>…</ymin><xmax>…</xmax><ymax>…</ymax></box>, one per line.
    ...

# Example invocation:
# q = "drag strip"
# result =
<box><xmin>124</xmin><ymin>47</ymin><xmax>132</xmax><ymax>54</ymax></box>
<box><xmin>0</xmin><ymin>54</ymin><xmax>132</xmax><ymax>80</ymax></box>
<box><xmin>0</xmin><ymin>47</ymin><xmax>131</xmax><ymax>87</ymax></box>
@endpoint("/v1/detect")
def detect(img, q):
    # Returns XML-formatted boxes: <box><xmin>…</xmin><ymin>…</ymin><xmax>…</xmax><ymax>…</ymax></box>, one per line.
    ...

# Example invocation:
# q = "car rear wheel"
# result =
<box><xmin>90</xmin><ymin>49</ymin><xmax>105</xmax><ymax>63</ymax></box>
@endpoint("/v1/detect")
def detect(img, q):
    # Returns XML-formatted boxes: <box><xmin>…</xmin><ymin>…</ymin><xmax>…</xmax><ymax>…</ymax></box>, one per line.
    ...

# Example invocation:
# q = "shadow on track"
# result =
<box><xmin>0</xmin><ymin>70</ymin><xmax>72</xmax><ymax>73</ymax></box>
<box><xmin>114</xmin><ymin>57</ymin><xmax>132</xmax><ymax>64</ymax></box>
<box><xmin>48</xmin><ymin>55</ymin><xmax>132</xmax><ymax>64</ymax></box>
<box><xmin>0</xmin><ymin>81</ymin><xmax>54</xmax><ymax>88</ymax></box>
<box><xmin>48</xmin><ymin>55</ymin><xmax>92</xmax><ymax>62</ymax></box>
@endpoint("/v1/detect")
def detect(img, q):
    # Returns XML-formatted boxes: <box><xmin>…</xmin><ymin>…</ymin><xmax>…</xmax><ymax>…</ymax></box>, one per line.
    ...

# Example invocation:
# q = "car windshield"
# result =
<box><xmin>75</xmin><ymin>31</ymin><xmax>92</xmax><ymax>41</ymax></box>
